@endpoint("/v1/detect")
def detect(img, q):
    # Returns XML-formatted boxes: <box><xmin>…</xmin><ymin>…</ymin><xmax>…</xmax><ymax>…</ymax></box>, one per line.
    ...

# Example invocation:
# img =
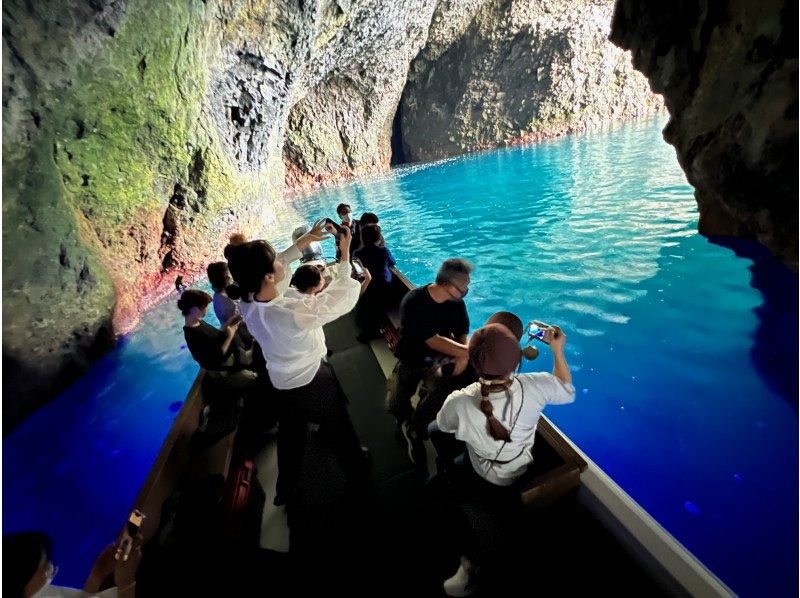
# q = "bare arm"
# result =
<box><xmin>545</xmin><ymin>326</ymin><xmax>571</xmax><ymax>385</ymax></box>
<box><xmin>220</xmin><ymin>315</ymin><xmax>241</xmax><ymax>354</ymax></box>
<box><xmin>359</xmin><ymin>266</ymin><xmax>372</xmax><ymax>296</ymax></box>
<box><xmin>295</xmin><ymin>219</ymin><xmax>330</xmax><ymax>252</ymax></box>
<box><xmin>425</xmin><ymin>335</ymin><xmax>468</xmax><ymax>359</ymax></box>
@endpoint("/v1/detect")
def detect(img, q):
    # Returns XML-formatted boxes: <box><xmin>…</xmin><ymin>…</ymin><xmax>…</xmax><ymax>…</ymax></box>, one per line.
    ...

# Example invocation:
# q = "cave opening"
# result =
<box><xmin>389</xmin><ymin>98</ymin><xmax>406</xmax><ymax>166</ymax></box>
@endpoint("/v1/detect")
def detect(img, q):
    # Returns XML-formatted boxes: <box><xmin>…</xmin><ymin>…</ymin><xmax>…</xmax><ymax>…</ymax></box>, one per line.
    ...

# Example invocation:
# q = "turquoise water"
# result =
<box><xmin>3</xmin><ymin>117</ymin><xmax>796</xmax><ymax>595</ymax></box>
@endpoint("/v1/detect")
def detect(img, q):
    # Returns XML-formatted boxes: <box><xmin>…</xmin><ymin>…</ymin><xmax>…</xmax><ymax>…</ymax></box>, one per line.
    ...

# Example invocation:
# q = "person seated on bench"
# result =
<box><xmin>431</xmin><ymin>317</ymin><xmax>575</xmax><ymax>596</ymax></box>
<box><xmin>3</xmin><ymin>531</ymin><xmax>140</xmax><ymax>597</ymax></box>
<box><xmin>386</xmin><ymin>258</ymin><xmax>477</xmax><ymax>466</ymax></box>
<box><xmin>225</xmin><ymin>222</ymin><xmax>368</xmax><ymax>507</ymax></box>
<box><xmin>353</xmin><ymin>223</ymin><xmax>395</xmax><ymax>341</ymax></box>
<box><xmin>178</xmin><ymin>290</ymin><xmax>258</xmax><ymax>390</ymax></box>
<box><xmin>207</xmin><ymin>262</ymin><xmax>258</xmax><ymax>354</ymax></box>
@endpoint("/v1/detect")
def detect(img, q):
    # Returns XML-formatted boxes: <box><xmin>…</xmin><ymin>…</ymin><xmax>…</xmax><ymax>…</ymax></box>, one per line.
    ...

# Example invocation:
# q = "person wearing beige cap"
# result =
<box><xmin>433</xmin><ymin>313</ymin><xmax>575</xmax><ymax>597</ymax></box>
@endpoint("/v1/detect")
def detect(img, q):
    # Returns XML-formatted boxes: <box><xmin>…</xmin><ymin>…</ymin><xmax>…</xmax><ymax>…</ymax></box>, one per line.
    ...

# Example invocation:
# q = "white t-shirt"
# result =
<box><xmin>436</xmin><ymin>373</ymin><xmax>576</xmax><ymax>486</ymax></box>
<box><xmin>239</xmin><ymin>248</ymin><xmax>360</xmax><ymax>389</ymax></box>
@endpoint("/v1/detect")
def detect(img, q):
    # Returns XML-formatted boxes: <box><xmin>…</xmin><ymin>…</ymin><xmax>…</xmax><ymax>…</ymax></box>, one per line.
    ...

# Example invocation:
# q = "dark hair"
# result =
<box><xmin>360</xmin><ymin>224</ymin><xmax>381</xmax><ymax>247</ymax></box>
<box><xmin>336</xmin><ymin>203</ymin><xmax>351</xmax><ymax>216</ymax></box>
<box><xmin>226</xmin><ymin>240</ymin><xmax>277</xmax><ymax>302</ymax></box>
<box><xmin>206</xmin><ymin>262</ymin><xmax>230</xmax><ymax>291</ymax></box>
<box><xmin>435</xmin><ymin>258</ymin><xmax>473</xmax><ymax>286</ymax></box>
<box><xmin>3</xmin><ymin>531</ymin><xmax>52</xmax><ymax>597</ymax></box>
<box><xmin>360</xmin><ymin>212</ymin><xmax>379</xmax><ymax>226</ymax></box>
<box><xmin>291</xmin><ymin>264</ymin><xmax>323</xmax><ymax>293</ymax></box>
<box><xmin>177</xmin><ymin>289</ymin><xmax>212</xmax><ymax>315</ymax></box>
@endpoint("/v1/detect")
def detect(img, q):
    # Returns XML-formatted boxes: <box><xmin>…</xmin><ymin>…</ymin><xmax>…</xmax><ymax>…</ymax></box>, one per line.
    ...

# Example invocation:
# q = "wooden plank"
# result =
<box><xmin>520</xmin><ymin>462</ymin><xmax>582</xmax><ymax>508</ymax></box>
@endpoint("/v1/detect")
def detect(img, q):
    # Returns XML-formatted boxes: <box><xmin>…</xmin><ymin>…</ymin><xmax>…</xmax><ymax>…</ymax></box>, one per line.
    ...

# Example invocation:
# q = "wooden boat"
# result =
<box><xmin>113</xmin><ymin>262</ymin><xmax>734</xmax><ymax>596</ymax></box>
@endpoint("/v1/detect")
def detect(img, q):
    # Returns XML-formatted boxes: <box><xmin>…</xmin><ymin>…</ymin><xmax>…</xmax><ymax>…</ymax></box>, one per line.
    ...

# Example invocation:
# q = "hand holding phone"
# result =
<box><xmin>528</xmin><ymin>320</ymin><xmax>555</xmax><ymax>344</ymax></box>
<box><xmin>323</xmin><ymin>218</ymin><xmax>345</xmax><ymax>235</ymax></box>
<box><xmin>352</xmin><ymin>258</ymin><xmax>365</xmax><ymax>278</ymax></box>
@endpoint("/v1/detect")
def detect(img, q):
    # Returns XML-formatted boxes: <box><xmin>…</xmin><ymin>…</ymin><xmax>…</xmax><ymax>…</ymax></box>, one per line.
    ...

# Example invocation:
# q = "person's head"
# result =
<box><xmin>469</xmin><ymin>323</ymin><xmax>522</xmax><ymax>382</ymax></box>
<box><xmin>3</xmin><ymin>531</ymin><xmax>56</xmax><ymax>597</ymax></box>
<box><xmin>292</xmin><ymin>224</ymin><xmax>310</xmax><ymax>242</ymax></box>
<box><xmin>435</xmin><ymin>258</ymin><xmax>473</xmax><ymax>300</ymax></box>
<box><xmin>469</xmin><ymin>323</ymin><xmax>523</xmax><ymax>442</ymax></box>
<box><xmin>360</xmin><ymin>212</ymin><xmax>379</xmax><ymax>226</ymax></box>
<box><xmin>485</xmin><ymin>311</ymin><xmax>524</xmax><ymax>341</ymax></box>
<box><xmin>225</xmin><ymin>240</ymin><xmax>282</xmax><ymax>301</ymax></box>
<box><xmin>360</xmin><ymin>224</ymin><xmax>382</xmax><ymax>248</ymax></box>
<box><xmin>336</xmin><ymin>203</ymin><xmax>353</xmax><ymax>223</ymax></box>
<box><xmin>223</xmin><ymin>233</ymin><xmax>248</xmax><ymax>259</ymax></box>
<box><xmin>177</xmin><ymin>289</ymin><xmax>212</xmax><ymax>319</ymax></box>
<box><xmin>207</xmin><ymin>262</ymin><xmax>232</xmax><ymax>292</ymax></box>
<box><xmin>291</xmin><ymin>264</ymin><xmax>325</xmax><ymax>295</ymax></box>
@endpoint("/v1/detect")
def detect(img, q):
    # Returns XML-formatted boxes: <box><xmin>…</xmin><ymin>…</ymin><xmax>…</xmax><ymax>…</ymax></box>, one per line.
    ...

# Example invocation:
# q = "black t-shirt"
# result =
<box><xmin>394</xmin><ymin>285</ymin><xmax>469</xmax><ymax>367</ymax></box>
<box><xmin>184</xmin><ymin>321</ymin><xmax>237</xmax><ymax>372</ymax></box>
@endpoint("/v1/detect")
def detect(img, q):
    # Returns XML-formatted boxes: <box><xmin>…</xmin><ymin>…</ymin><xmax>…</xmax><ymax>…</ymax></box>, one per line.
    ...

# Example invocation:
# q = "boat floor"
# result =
<box><xmin>247</xmin><ymin>312</ymin><xmax>673</xmax><ymax>596</ymax></box>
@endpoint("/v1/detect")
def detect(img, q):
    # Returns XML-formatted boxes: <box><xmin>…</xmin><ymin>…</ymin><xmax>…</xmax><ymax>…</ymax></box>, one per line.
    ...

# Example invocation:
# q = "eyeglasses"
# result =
<box><xmin>448</xmin><ymin>282</ymin><xmax>469</xmax><ymax>298</ymax></box>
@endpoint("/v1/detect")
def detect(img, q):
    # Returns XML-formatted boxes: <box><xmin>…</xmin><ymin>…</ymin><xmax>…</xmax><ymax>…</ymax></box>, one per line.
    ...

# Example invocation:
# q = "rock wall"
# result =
<box><xmin>0</xmin><ymin>0</ymin><xmax>669</xmax><ymax>427</ymax></box>
<box><xmin>610</xmin><ymin>0</ymin><xmax>798</xmax><ymax>268</ymax></box>
<box><xmin>399</xmin><ymin>0</ymin><xmax>662</xmax><ymax>162</ymax></box>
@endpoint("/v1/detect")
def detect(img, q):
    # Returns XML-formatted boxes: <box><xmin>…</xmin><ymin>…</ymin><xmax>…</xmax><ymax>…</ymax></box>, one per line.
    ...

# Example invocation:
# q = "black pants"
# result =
<box><xmin>275</xmin><ymin>361</ymin><xmax>364</xmax><ymax>500</ymax></box>
<box><xmin>431</xmin><ymin>460</ymin><xmax>521</xmax><ymax>587</ymax></box>
<box><xmin>355</xmin><ymin>282</ymin><xmax>391</xmax><ymax>339</ymax></box>
<box><xmin>386</xmin><ymin>360</ymin><xmax>477</xmax><ymax>437</ymax></box>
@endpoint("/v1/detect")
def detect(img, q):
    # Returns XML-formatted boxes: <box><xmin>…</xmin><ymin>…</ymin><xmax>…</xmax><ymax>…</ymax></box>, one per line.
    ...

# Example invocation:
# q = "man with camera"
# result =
<box><xmin>387</xmin><ymin>258</ymin><xmax>477</xmax><ymax>465</ymax></box>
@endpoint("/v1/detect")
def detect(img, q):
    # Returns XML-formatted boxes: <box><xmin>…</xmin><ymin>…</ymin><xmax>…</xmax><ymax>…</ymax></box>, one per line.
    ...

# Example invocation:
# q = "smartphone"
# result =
<box><xmin>126</xmin><ymin>509</ymin><xmax>145</xmax><ymax>537</ymax></box>
<box><xmin>352</xmin><ymin>259</ymin><xmax>365</xmax><ymax>276</ymax></box>
<box><xmin>527</xmin><ymin>320</ymin><xmax>551</xmax><ymax>343</ymax></box>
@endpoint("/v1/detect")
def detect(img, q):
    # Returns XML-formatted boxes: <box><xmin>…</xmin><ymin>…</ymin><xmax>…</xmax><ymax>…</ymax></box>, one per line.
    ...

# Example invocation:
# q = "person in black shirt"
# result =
<box><xmin>179</xmin><ymin>289</ymin><xmax>245</xmax><ymax>374</ymax></box>
<box><xmin>387</xmin><ymin>258</ymin><xmax>477</xmax><ymax>465</ymax></box>
<box><xmin>178</xmin><ymin>288</ymin><xmax>276</xmax><ymax>453</ymax></box>
<box><xmin>336</xmin><ymin>203</ymin><xmax>362</xmax><ymax>255</ymax></box>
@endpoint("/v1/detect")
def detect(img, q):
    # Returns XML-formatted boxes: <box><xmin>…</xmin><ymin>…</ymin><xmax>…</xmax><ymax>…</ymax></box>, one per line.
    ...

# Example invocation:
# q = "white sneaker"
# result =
<box><xmin>443</xmin><ymin>556</ymin><xmax>473</xmax><ymax>597</ymax></box>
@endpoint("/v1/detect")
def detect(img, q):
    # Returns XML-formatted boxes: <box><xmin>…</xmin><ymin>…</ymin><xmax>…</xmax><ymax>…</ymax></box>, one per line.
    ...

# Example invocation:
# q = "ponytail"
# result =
<box><xmin>478</xmin><ymin>379</ymin><xmax>512</xmax><ymax>442</ymax></box>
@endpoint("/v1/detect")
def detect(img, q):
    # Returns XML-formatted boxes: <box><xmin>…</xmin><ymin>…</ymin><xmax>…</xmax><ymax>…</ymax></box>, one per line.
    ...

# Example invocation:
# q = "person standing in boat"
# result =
<box><xmin>225</xmin><ymin>221</ymin><xmax>368</xmax><ymax>506</ymax></box>
<box><xmin>353</xmin><ymin>223</ymin><xmax>396</xmax><ymax>341</ymax></box>
<box><xmin>432</xmin><ymin>317</ymin><xmax>575</xmax><ymax>596</ymax></box>
<box><xmin>387</xmin><ymin>258</ymin><xmax>477</xmax><ymax>465</ymax></box>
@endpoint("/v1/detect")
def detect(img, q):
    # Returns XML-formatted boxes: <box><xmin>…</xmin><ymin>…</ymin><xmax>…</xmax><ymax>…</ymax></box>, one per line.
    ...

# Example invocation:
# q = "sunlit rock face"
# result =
<box><xmin>399</xmin><ymin>0</ymin><xmax>661</xmax><ymax>162</ymax></box>
<box><xmin>610</xmin><ymin>0</ymin><xmax>798</xmax><ymax>269</ymax></box>
<box><xmin>282</xmin><ymin>0</ymin><xmax>441</xmax><ymax>190</ymax></box>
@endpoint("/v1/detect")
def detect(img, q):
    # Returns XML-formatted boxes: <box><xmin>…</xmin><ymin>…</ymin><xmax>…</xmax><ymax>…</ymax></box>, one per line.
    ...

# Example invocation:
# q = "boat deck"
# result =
<box><xmin>247</xmin><ymin>311</ymin><xmax>675</xmax><ymax>595</ymax></box>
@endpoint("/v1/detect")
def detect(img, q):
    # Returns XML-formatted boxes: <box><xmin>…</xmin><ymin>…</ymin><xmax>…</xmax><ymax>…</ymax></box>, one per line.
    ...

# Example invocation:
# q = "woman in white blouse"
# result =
<box><xmin>226</xmin><ymin>221</ymin><xmax>368</xmax><ymax>505</ymax></box>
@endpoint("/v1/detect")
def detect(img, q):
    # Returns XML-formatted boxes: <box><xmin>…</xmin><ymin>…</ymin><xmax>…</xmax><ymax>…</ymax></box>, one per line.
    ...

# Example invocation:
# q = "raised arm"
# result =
<box><xmin>544</xmin><ymin>325</ymin><xmax>571</xmax><ymax>386</ymax></box>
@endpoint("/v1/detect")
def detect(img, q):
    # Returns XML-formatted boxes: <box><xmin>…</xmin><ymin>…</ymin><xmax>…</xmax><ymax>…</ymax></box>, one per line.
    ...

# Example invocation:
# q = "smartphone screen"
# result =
<box><xmin>528</xmin><ymin>322</ymin><xmax>549</xmax><ymax>343</ymax></box>
<box><xmin>127</xmin><ymin>510</ymin><xmax>145</xmax><ymax>536</ymax></box>
<box><xmin>353</xmin><ymin>261</ymin><xmax>364</xmax><ymax>275</ymax></box>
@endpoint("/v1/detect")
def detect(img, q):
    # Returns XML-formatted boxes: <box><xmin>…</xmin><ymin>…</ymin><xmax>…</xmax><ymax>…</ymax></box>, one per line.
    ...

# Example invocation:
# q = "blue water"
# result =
<box><xmin>3</xmin><ymin>117</ymin><xmax>796</xmax><ymax>595</ymax></box>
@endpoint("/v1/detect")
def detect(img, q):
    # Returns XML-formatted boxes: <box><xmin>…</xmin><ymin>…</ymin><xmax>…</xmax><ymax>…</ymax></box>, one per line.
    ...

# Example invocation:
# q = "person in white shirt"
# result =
<box><xmin>225</xmin><ymin>221</ymin><xmax>368</xmax><ymax>506</ymax></box>
<box><xmin>432</xmin><ymin>314</ymin><xmax>575</xmax><ymax>597</ymax></box>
